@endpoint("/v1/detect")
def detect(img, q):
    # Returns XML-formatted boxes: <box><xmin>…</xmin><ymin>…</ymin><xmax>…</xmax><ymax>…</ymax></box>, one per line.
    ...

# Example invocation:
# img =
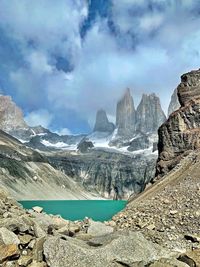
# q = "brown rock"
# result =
<box><xmin>0</xmin><ymin>244</ymin><xmax>20</xmax><ymax>263</ymax></box>
<box><xmin>18</xmin><ymin>255</ymin><xmax>32</xmax><ymax>266</ymax></box>
<box><xmin>28</xmin><ymin>261</ymin><xmax>47</xmax><ymax>267</ymax></box>
<box><xmin>32</xmin><ymin>237</ymin><xmax>46</xmax><ymax>262</ymax></box>
<box><xmin>19</xmin><ymin>234</ymin><xmax>33</xmax><ymax>246</ymax></box>
<box><xmin>156</xmin><ymin>69</ymin><xmax>200</xmax><ymax>176</ymax></box>
<box><xmin>177</xmin><ymin>69</ymin><xmax>200</xmax><ymax>106</ymax></box>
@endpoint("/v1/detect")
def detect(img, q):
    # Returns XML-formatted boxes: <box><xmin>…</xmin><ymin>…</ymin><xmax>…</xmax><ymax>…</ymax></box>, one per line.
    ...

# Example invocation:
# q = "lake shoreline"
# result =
<box><xmin>19</xmin><ymin>200</ymin><xmax>127</xmax><ymax>222</ymax></box>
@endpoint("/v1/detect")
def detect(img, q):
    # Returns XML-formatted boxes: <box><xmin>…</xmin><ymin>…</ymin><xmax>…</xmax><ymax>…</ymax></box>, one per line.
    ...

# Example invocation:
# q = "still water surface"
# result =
<box><xmin>19</xmin><ymin>200</ymin><xmax>127</xmax><ymax>221</ymax></box>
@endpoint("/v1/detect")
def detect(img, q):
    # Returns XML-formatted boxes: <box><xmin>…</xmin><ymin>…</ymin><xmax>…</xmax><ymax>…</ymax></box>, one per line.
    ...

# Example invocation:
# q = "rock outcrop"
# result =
<box><xmin>156</xmin><ymin>69</ymin><xmax>200</xmax><ymax>176</ymax></box>
<box><xmin>136</xmin><ymin>93</ymin><xmax>166</xmax><ymax>133</ymax></box>
<box><xmin>48</xmin><ymin>149</ymin><xmax>156</xmax><ymax>200</ymax></box>
<box><xmin>93</xmin><ymin>109</ymin><xmax>115</xmax><ymax>133</ymax></box>
<box><xmin>0</xmin><ymin>95</ymin><xmax>28</xmax><ymax>133</ymax></box>
<box><xmin>168</xmin><ymin>88</ymin><xmax>180</xmax><ymax>116</ymax></box>
<box><xmin>77</xmin><ymin>139</ymin><xmax>94</xmax><ymax>153</ymax></box>
<box><xmin>177</xmin><ymin>69</ymin><xmax>200</xmax><ymax>106</ymax></box>
<box><xmin>116</xmin><ymin>88</ymin><xmax>136</xmax><ymax>136</ymax></box>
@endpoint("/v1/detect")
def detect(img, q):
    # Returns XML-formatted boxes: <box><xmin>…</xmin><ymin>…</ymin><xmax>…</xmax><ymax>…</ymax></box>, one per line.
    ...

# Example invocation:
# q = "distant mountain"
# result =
<box><xmin>0</xmin><ymin>95</ymin><xmax>28</xmax><ymax>132</ymax></box>
<box><xmin>0</xmin><ymin>91</ymin><xmax>165</xmax><ymax>199</ymax></box>
<box><xmin>136</xmin><ymin>93</ymin><xmax>166</xmax><ymax>133</ymax></box>
<box><xmin>0</xmin><ymin>129</ymin><xmax>97</xmax><ymax>200</ymax></box>
<box><xmin>167</xmin><ymin>88</ymin><xmax>180</xmax><ymax>116</ymax></box>
<box><xmin>93</xmin><ymin>109</ymin><xmax>115</xmax><ymax>133</ymax></box>
<box><xmin>116</xmin><ymin>88</ymin><xmax>136</xmax><ymax>137</ymax></box>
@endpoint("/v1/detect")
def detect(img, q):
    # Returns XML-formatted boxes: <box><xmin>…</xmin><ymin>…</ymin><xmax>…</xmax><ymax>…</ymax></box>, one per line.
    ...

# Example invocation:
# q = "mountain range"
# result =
<box><xmin>1</xmin><ymin>68</ymin><xmax>200</xmax><ymax>265</ymax></box>
<box><xmin>0</xmin><ymin>87</ymin><xmax>179</xmax><ymax>199</ymax></box>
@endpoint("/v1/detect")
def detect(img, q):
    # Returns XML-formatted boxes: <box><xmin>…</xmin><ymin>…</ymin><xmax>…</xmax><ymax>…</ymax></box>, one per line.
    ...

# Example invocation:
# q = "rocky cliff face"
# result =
<box><xmin>116</xmin><ymin>88</ymin><xmax>136</xmax><ymax>136</ymax></box>
<box><xmin>0</xmin><ymin>95</ymin><xmax>28</xmax><ymax>132</ymax></box>
<box><xmin>48</xmin><ymin>149</ymin><xmax>156</xmax><ymax>200</ymax></box>
<box><xmin>167</xmin><ymin>88</ymin><xmax>180</xmax><ymax>116</ymax></box>
<box><xmin>0</xmin><ymin>130</ymin><xmax>97</xmax><ymax>199</ymax></box>
<box><xmin>93</xmin><ymin>109</ymin><xmax>115</xmax><ymax>133</ymax></box>
<box><xmin>177</xmin><ymin>69</ymin><xmax>200</xmax><ymax>106</ymax></box>
<box><xmin>136</xmin><ymin>93</ymin><xmax>166</xmax><ymax>133</ymax></box>
<box><xmin>156</xmin><ymin>69</ymin><xmax>200</xmax><ymax>177</ymax></box>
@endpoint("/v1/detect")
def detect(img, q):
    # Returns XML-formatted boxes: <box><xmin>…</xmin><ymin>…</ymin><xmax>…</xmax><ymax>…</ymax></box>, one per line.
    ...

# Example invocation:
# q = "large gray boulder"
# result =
<box><xmin>0</xmin><ymin>227</ymin><xmax>20</xmax><ymax>245</ymax></box>
<box><xmin>87</xmin><ymin>220</ymin><xmax>114</xmax><ymax>236</ymax></box>
<box><xmin>43</xmin><ymin>231</ymin><xmax>175</xmax><ymax>267</ymax></box>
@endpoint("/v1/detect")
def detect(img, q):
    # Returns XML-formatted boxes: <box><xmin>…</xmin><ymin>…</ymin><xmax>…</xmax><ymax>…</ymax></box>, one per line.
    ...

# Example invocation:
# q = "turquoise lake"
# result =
<box><xmin>19</xmin><ymin>200</ymin><xmax>127</xmax><ymax>221</ymax></box>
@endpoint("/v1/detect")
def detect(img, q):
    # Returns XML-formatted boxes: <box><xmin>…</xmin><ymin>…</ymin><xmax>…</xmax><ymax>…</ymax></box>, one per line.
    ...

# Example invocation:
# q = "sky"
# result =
<box><xmin>0</xmin><ymin>0</ymin><xmax>200</xmax><ymax>134</ymax></box>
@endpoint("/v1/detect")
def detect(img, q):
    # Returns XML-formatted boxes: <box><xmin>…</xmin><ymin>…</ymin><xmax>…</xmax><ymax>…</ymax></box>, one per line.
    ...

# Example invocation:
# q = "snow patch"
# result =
<box><xmin>41</xmin><ymin>139</ymin><xmax>77</xmax><ymax>150</ymax></box>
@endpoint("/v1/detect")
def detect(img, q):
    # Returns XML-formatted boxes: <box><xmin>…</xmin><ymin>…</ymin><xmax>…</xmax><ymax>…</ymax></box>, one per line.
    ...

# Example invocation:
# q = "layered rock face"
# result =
<box><xmin>116</xmin><ymin>88</ymin><xmax>136</xmax><ymax>136</ymax></box>
<box><xmin>136</xmin><ymin>93</ymin><xmax>166</xmax><ymax>133</ymax></box>
<box><xmin>93</xmin><ymin>109</ymin><xmax>115</xmax><ymax>133</ymax></box>
<box><xmin>48</xmin><ymin>149</ymin><xmax>156</xmax><ymax>200</ymax></box>
<box><xmin>0</xmin><ymin>95</ymin><xmax>28</xmax><ymax>132</ymax></box>
<box><xmin>156</xmin><ymin>69</ymin><xmax>200</xmax><ymax>176</ymax></box>
<box><xmin>177</xmin><ymin>69</ymin><xmax>200</xmax><ymax>106</ymax></box>
<box><xmin>167</xmin><ymin>88</ymin><xmax>180</xmax><ymax>116</ymax></box>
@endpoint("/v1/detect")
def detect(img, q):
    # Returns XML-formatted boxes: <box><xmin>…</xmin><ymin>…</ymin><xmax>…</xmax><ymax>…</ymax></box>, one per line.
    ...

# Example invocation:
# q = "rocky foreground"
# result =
<box><xmin>0</xmin><ymin>187</ymin><xmax>198</xmax><ymax>267</ymax></box>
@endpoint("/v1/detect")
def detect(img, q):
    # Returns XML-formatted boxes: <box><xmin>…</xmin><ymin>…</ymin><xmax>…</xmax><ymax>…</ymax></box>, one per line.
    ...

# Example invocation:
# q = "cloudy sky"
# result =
<box><xmin>0</xmin><ymin>0</ymin><xmax>200</xmax><ymax>134</ymax></box>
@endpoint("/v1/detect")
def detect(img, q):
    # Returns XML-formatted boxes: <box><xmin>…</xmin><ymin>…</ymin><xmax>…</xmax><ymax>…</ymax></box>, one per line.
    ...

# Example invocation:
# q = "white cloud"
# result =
<box><xmin>55</xmin><ymin>128</ymin><xmax>72</xmax><ymax>135</ymax></box>
<box><xmin>0</xmin><ymin>0</ymin><xmax>88</xmax><ymax>65</ymax></box>
<box><xmin>2</xmin><ymin>0</ymin><xmax>200</xmax><ymax>132</ymax></box>
<box><xmin>25</xmin><ymin>109</ymin><xmax>53</xmax><ymax>128</ymax></box>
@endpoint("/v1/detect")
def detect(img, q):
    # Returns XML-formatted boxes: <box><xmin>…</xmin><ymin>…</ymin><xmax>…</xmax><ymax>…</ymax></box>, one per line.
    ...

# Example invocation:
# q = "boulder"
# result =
<box><xmin>43</xmin><ymin>231</ymin><xmax>175</xmax><ymax>267</ymax></box>
<box><xmin>19</xmin><ymin>234</ymin><xmax>33</xmax><ymax>246</ymax></box>
<box><xmin>0</xmin><ymin>244</ymin><xmax>20</xmax><ymax>263</ymax></box>
<box><xmin>28</xmin><ymin>261</ymin><xmax>47</xmax><ymax>267</ymax></box>
<box><xmin>32</xmin><ymin>206</ymin><xmax>43</xmax><ymax>213</ymax></box>
<box><xmin>87</xmin><ymin>220</ymin><xmax>114</xmax><ymax>236</ymax></box>
<box><xmin>0</xmin><ymin>227</ymin><xmax>20</xmax><ymax>245</ymax></box>
<box><xmin>18</xmin><ymin>255</ymin><xmax>32</xmax><ymax>266</ymax></box>
<box><xmin>149</xmin><ymin>258</ymin><xmax>189</xmax><ymax>267</ymax></box>
<box><xmin>32</xmin><ymin>237</ymin><xmax>46</xmax><ymax>262</ymax></box>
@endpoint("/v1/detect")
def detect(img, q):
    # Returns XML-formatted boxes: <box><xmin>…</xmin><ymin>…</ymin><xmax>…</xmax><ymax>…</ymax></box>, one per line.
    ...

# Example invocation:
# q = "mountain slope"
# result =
<box><xmin>113</xmin><ymin>68</ymin><xmax>200</xmax><ymax>254</ymax></box>
<box><xmin>113</xmin><ymin>149</ymin><xmax>200</xmax><ymax>252</ymax></box>
<box><xmin>0</xmin><ymin>130</ymin><xmax>99</xmax><ymax>200</ymax></box>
